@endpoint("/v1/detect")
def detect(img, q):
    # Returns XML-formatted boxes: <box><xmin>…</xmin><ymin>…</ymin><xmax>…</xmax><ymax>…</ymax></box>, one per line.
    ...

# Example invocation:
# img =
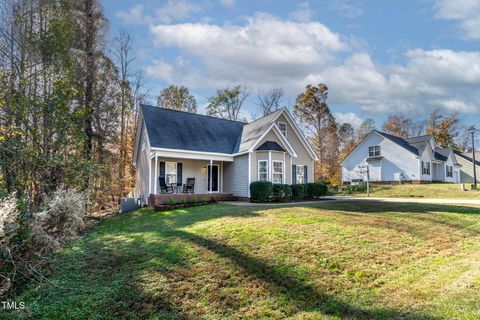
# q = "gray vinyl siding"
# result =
<box><xmin>223</xmin><ymin>154</ymin><xmax>249</xmax><ymax>197</ymax></box>
<box><xmin>276</xmin><ymin>114</ymin><xmax>315</xmax><ymax>182</ymax></box>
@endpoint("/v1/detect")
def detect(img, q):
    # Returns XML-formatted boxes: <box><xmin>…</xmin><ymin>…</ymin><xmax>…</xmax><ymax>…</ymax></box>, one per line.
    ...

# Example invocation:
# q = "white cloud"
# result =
<box><xmin>290</xmin><ymin>2</ymin><xmax>314</xmax><ymax>22</ymax></box>
<box><xmin>155</xmin><ymin>0</ymin><xmax>201</xmax><ymax>24</ymax></box>
<box><xmin>219</xmin><ymin>0</ymin><xmax>235</xmax><ymax>8</ymax></box>
<box><xmin>146</xmin><ymin>14</ymin><xmax>480</xmax><ymax>116</ymax></box>
<box><xmin>115</xmin><ymin>5</ymin><xmax>144</xmax><ymax>25</ymax></box>
<box><xmin>334</xmin><ymin>112</ymin><xmax>363</xmax><ymax>128</ymax></box>
<box><xmin>434</xmin><ymin>0</ymin><xmax>480</xmax><ymax>39</ymax></box>
<box><xmin>115</xmin><ymin>1</ymin><xmax>201</xmax><ymax>25</ymax></box>
<box><xmin>330</xmin><ymin>0</ymin><xmax>363</xmax><ymax>18</ymax></box>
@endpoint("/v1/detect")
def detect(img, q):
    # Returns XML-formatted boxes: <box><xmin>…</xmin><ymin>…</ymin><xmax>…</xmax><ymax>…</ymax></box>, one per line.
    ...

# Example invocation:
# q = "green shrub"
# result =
<box><xmin>306</xmin><ymin>183</ymin><xmax>328</xmax><ymax>198</ymax></box>
<box><xmin>202</xmin><ymin>197</ymin><xmax>210</xmax><ymax>203</ymax></box>
<box><xmin>332</xmin><ymin>184</ymin><xmax>367</xmax><ymax>195</ymax></box>
<box><xmin>191</xmin><ymin>196</ymin><xmax>197</xmax><ymax>204</ymax></box>
<box><xmin>273</xmin><ymin>184</ymin><xmax>291</xmax><ymax>201</ymax></box>
<box><xmin>250</xmin><ymin>181</ymin><xmax>273</xmax><ymax>202</ymax></box>
<box><xmin>291</xmin><ymin>184</ymin><xmax>305</xmax><ymax>200</ymax></box>
<box><xmin>168</xmin><ymin>197</ymin><xmax>176</xmax><ymax>206</ymax></box>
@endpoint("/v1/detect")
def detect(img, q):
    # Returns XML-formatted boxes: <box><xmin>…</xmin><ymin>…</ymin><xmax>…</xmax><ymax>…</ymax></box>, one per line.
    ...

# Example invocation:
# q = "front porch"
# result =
<box><xmin>149</xmin><ymin>150</ymin><xmax>233</xmax><ymax>195</ymax></box>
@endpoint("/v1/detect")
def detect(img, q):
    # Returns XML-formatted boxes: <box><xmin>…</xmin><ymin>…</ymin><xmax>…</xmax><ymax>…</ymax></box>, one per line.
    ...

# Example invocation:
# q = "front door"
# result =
<box><xmin>207</xmin><ymin>165</ymin><xmax>219</xmax><ymax>192</ymax></box>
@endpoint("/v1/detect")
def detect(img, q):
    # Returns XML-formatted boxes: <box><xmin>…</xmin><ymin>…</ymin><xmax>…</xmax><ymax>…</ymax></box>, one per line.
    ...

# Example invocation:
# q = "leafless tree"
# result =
<box><xmin>256</xmin><ymin>88</ymin><xmax>284</xmax><ymax>116</ymax></box>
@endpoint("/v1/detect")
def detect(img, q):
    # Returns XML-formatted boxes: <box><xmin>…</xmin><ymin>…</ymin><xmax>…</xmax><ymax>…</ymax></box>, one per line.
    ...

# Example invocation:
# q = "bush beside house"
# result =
<box><xmin>250</xmin><ymin>182</ymin><xmax>328</xmax><ymax>202</ymax></box>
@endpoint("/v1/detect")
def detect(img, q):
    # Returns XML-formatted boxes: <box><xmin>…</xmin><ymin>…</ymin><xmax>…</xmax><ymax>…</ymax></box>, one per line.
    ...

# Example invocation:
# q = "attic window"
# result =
<box><xmin>369</xmin><ymin>146</ymin><xmax>381</xmax><ymax>157</ymax></box>
<box><xmin>278</xmin><ymin>122</ymin><xmax>287</xmax><ymax>137</ymax></box>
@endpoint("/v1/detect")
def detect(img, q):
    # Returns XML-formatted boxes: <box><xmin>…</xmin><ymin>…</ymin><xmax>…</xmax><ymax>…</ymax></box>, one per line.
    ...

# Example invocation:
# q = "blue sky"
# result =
<box><xmin>103</xmin><ymin>0</ymin><xmax>480</xmax><ymax>129</ymax></box>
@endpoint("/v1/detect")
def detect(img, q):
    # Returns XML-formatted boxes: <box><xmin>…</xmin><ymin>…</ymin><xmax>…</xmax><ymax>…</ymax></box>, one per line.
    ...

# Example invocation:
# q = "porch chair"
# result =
<box><xmin>183</xmin><ymin>178</ymin><xmax>195</xmax><ymax>194</ymax></box>
<box><xmin>159</xmin><ymin>177</ymin><xmax>173</xmax><ymax>194</ymax></box>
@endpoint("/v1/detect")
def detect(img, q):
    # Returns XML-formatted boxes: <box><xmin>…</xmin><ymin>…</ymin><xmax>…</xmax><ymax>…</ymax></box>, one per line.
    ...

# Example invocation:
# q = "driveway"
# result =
<box><xmin>330</xmin><ymin>196</ymin><xmax>480</xmax><ymax>205</ymax></box>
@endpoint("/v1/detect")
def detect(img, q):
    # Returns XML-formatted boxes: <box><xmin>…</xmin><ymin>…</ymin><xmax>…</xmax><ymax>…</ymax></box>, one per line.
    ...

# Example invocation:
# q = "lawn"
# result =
<box><xmin>6</xmin><ymin>201</ymin><xmax>480</xmax><ymax>319</ymax></box>
<box><xmin>344</xmin><ymin>183</ymin><xmax>480</xmax><ymax>199</ymax></box>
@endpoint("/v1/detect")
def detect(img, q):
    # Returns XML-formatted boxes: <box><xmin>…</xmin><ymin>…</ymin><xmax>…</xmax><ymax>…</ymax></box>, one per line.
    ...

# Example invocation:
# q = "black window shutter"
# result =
<box><xmin>177</xmin><ymin>163</ymin><xmax>183</xmax><ymax>186</ymax></box>
<box><xmin>292</xmin><ymin>165</ymin><xmax>296</xmax><ymax>184</ymax></box>
<box><xmin>304</xmin><ymin>166</ymin><xmax>308</xmax><ymax>184</ymax></box>
<box><xmin>160</xmin><ymin>162</ymin><xmax>165</xmax><ymax>179</ymax></box>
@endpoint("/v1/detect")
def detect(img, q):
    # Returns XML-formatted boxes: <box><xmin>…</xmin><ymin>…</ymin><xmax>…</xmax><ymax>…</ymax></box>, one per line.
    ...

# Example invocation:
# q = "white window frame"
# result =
<box><xmin>421</xmin><ymin>161</ymin><xmax>430</xmax><ymax>175</ymax></box>
<box><xmin>446</xmin><ymin>165</ymin><xmax>453</xmax><ymax>177</ymax></box>
<box><xmin>272</xmin><ymin>160</ymin><xmax>284</xmax><ymax>184</ymax></box>
<box><xmin>165</xmin><ymin>162</ymin><xmax>177</xmax><ymax>184</ymax></box>
<box><xmin>368</xmin><ymin>145</ymin><xmax>381</xmax><ymax>157</ymax></box>
<box><xmin>278</xmin><ymin>122</ymin><xmax>287</xmax><ymax>137</ymax></box>
<box><xmin>296</xmin><ymin>165</ymin><xmax>305</xmax><ymax>184</ymax></box>
<box><xmin>258</xmin><ymin>160</ymin><xmax>268</xmax><ymax>181</ymax></box>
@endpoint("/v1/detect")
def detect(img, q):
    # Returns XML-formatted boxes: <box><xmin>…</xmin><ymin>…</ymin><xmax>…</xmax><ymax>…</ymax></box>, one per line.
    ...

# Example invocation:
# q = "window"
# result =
<box><xmin>165</xmin><ymin>162</ymin><xmax>177</xmax><ymax>184</ymax></box>
<box><xmin>296</xmin><ymin>165</ymin><xmax>304</xmax><ymax>184</ymax></box>
<box><xmin>422</xmin><ymin>161</ymin><xmax>430</xmax><ymax>175</ymax></box>
<box><xmin>368</xmin><ymin>145</ymin><xmax>381</xmax><ymax>157</ymax></box>
<box><xmin>278</xmin><ymin>122</ymin><xmax>287</xmax><ymax>137</ymax></box>
<box><xmin>258</xmin><ymin>160</ymin><xmax>268</xmax><ymax>181</ymax></box>
<box><xmin>446</xmin><ymin>165</ymin><xmax>453</xmax><ymax>177</ymax></box>
<box><xmin>272</xmin><ymin>161</ymin><xmax>283</xmax><ymax>184</ymax></box>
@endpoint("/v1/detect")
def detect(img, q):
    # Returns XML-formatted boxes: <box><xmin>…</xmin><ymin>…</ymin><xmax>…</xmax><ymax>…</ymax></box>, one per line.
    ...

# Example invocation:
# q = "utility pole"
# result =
<box><xmin>468</xmin><ymin>126</ymin><xmax>477</xmax><ymax>190</ymax></box>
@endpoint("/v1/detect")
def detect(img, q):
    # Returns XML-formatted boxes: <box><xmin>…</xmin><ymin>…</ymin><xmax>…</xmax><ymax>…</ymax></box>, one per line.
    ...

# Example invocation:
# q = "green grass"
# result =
<box><xmin>6</xmin><ymin>202</ymin><xmax>480</xmax><ymax>319</ymax></box>
<box><xmin>345</xmin><ymin>183</ymin><xmax>480</xmax><ymax>199</ymax></box>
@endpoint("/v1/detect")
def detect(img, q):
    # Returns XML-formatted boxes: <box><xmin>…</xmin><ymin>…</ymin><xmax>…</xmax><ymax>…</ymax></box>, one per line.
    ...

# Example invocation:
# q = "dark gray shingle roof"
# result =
<box><xmin>256</xmin><ymin>141</ymin><xmax>286</xmax><ymax>152</ymax></box>
<box><xmin>141</xmin><ymin>105</ymin><xmax>245</xmax><ymax>154</ymax></box>
<box><xmin>373</xmin><ymin>131</ymin><xmax>421</xmax><ymax>155</ymax></box>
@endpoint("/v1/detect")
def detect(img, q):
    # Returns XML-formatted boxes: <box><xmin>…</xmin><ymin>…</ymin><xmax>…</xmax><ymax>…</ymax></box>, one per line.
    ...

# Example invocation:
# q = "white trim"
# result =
<box><xmin>148</xmin><ymin>156</ymin><xmax>152</xmax><ymax>195</ymax></box>
<box><xmin>268</xmin><ymin>151</ymin><xmax>272</xmax><ymax>181</ymax></box>
<box><xmin>272</xmin><ymin>160</ymin><xmax>284</xmax><ymax>184</ymax></box>
<box><xmin>283</xmin><ymin>153</ymin><xmax>286</xmax><ymax>184</ymax></box>
<box><xmin>154</xmin><ymin>156</ymin><xmax>158</xmax><ymax>194</ymax></box>
<box><xmin>248</xmin><ymin>124</ymin><xmax>297</xmax><ymax>157</ymax></box>
<box><xmin>221</xmin><ymin>161</ymin><xmax>223</xmax><ymax>193</ymax></box>
<box><xmin>278</xmin><ymin>122</ymin><xmax>287</xmax><ymax>138</ymax></box>
<box><xmin>207</xmin><ymin>162</ymin><xmax>219</xmax><ymax>193</ymax></box>
<box><xmin>152</xmin><ymin>148</ymin><xmax>233</xmax><ymax>162</ymax></box>
<box><xmin>258</xmin><ymin>160</ymin><xmax>268</xmax><ymax>181</ymax></box>
<box><xmin>248</xmin><ymin>152</ymin><xmax>251</xmax><ymax>197</ymax></box>
<box><xmin>276</xmin><ymin>109</ymin><xmax>318</xmax><ymax>160</ymax></box>
<box><xmin>295</xmin><ymin>164</ymin><xmax>305</xmax><ymax>184</ymax></box>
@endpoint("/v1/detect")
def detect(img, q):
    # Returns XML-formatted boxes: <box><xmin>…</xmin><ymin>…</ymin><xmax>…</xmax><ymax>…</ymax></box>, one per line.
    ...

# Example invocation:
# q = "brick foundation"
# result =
<box><xmin>149</xmin><ymin>193</ymin><xmax>236</xmax><ymax>207</ymax></box>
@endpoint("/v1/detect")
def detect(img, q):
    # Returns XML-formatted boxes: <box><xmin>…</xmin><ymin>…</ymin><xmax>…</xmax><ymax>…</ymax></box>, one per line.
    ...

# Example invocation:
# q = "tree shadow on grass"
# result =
<box><xmin>310</xmin><ymin>200</ymin><xmax>480</xmax><ymax>238</ymax></box>
<box><xmin>171</xmin><ymin>229</ymin><xmax>440</xmax><ymax>320</ymax></box>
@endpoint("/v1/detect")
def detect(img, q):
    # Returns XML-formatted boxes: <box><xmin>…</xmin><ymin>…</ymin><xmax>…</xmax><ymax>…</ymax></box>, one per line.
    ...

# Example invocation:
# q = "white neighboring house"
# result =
<box><xmin>453</xmin><ymin>151</ymin><xmax>480</xmax><ymax>183</ymax></box>
<box><xmin>341</xmin><ymin>130</ymin><xmax>461</xmax><ymax>183</ymax></box>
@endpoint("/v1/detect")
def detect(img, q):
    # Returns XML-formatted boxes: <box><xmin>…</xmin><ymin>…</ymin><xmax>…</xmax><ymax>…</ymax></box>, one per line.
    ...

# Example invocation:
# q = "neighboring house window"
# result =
<box><xmin>446</xmin><ymin>165</ymin><xmax>453</xmax><ymax>177</ymax></box>
<box><xmin>422</xmin><ymin>161</ymin><xmax>430</xmax><ymax>175</ymax></box>
<box><xmin>165</xmin><ymin>162</ymin><xmax>177</xmax><ymax>184</ymax></box>
<box><xmin>296</xmin><ymin>165</ymin><xmax>305</xmax><ymax>184</ymax></box>
<box><xmin>278</xmin><ymin>122</ymin><xmax>287</xmax><ymax>137</ymax></box>
<box><xmin>258</xmin><ymin>160</ymin><xmax>268</xmax><ymax>181</ymax></box>
<box><xmin>141</xmin><ymin>138</ymin><xmax>146</xmax><ymax>151</ymax></box>
<box><xmin>368</xmin><ymin>146</ymin><xmax>381</xmax><ymax>157</ymax></box>
<box><xmin>272</xmin><ymin>161</ymin><xmax>283</xmax><ymax>184</ymax></box>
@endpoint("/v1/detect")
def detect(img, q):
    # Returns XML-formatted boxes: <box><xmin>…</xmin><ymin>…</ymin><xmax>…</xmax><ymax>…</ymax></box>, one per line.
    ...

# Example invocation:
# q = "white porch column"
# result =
<box><xmin>154</xmin><ymin>154</ymin><xmax>158</xmax><ymax>194</ymax></box>
<box><xmin>220</xmin><ymin>161</ymin><xmax>223</xmax><ymax>193</ymax></box>
<box><xmin>268</xmin><ymin>151</ymin><xmax>272</xmax><ymax>182</ymax></box>
<box><xmin>148</xmin><ymin>155</ymin><xmax>152</xmax><ymax>195</ymax></box>
<box><xmin>209</xmin><ymin>159</ymin><xmax>213</xmax><ymax>194</ymax></box>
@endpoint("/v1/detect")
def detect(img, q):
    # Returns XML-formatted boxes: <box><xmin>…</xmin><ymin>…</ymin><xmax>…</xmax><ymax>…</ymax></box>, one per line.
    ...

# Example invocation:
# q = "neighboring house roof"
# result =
<box><xmin>404</xmin><ymin>135</ymin><xmax>433</xmax><ymax>154</ymax></box>
<box><xmin>141</xmin><ymin>104</ymin><xmax>244</xmax><ymax>154</ymax></box>
<box><xmin>256</xmin><ymin>141</ymin><xmax>286</xmax><ymax>152</ymax></box>
<box><xmin>454</xmin><ymin>150</ymin><xmax>480</xmax><ymax>166</ymax></box>
<box><xmin>434</xmin><ymin>147</ymin><xmax>450</xmax><ymax>162</ymax></box>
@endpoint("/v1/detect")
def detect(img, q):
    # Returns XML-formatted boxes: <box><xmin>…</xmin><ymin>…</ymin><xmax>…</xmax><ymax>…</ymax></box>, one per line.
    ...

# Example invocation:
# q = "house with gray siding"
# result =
<box><xmin>453</xmin><ymin>151</ymin><xmax>480</xmax><ymax>183</ymax></box>
<box><xmin>341</xmin><ymin>130</ymin><xmax>461</xmax><ymax>183</ymax></box>
<box><xmin>133</xmin><ymin>105</ymin><xmax>317</xmax><ymax>202</ymax></box>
